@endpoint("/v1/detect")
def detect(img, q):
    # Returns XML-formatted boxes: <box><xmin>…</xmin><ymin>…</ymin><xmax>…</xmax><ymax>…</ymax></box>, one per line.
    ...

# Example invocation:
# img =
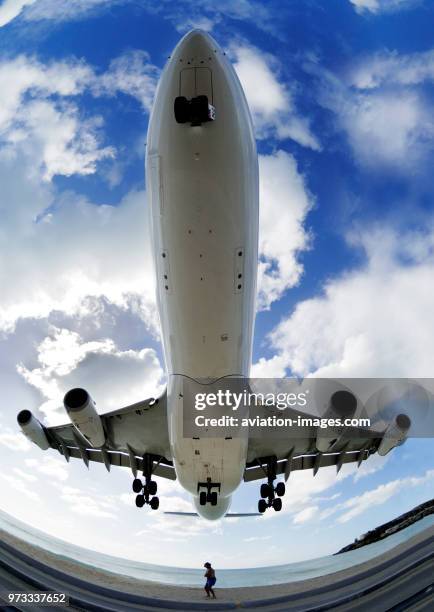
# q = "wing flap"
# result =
<box><xmin>243</xmin><ymin>447</ymin><xmax>375</xmax><ymax>482</ymax></box>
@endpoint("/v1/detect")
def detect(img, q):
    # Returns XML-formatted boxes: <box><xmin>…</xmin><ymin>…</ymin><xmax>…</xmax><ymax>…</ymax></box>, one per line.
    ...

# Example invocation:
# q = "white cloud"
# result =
<box><xmin>0</xmin><ymin>53</ymin><xmax>109</xmax><ymax>180</ymax></box>
<box><xmin>342</xmin><ymin>90</ymin><xmax>430</xmax><ymax>168</ymax></box>
<box><xmin>95</xmin><ymin>50</ymin><xmax>159</xmax><ymax>112</ymax></box>
<box><xmin>13</xmin><ymin>467</ymin><xmax>38</xmax><ymax>482</ymax></box>
<box><xmin>293</xmin><ymin>505</ymin><xmax>319</xmax><ymax>524</ymax></box>
<box><xmin>258</xmin><ymin>224</ymin><xmax>434</xmax><ymax>377</ymax></box>
<box><xmin>257</xmin><ymin>151</ymin><xmax>314</xmax><ymax>310</ymax></box>
<box><xmin>232</xmin><ymin>44</ymin><xmax>320</xmax><ymax>150</ymax></box>
<box><xmin>310</xmin><ymin>49</ymin><xmax>434</xmax><ymax>170</ymax></box>
<box><xmin>25</xmin><ymin>455</ymin><xmax>70</xmax><ymax>481</ymax></box>
<box><xmin>350</xmin><ymin>49</ymin><xmax>434</xmax><ymax>90</ymax></box>
<box><xmin>0</xmin><ymin>427</ymin><xmax>31</xmax><ymax>451</ymax></box>
<box><xmin>0</xmin><ymin>0</ymin><xmax>36</xmax><ymax>27</ymax></box>
<box><xmin>337</xmin><ymin>469</ymin><xmax>434</xmax><ymax>522</ymax></box>
<box><xmin>18</xmin><ymin>327</ymin><xmax>164</xmax><ymax>425</ymax></box>
<box><xmin>60</xmin><ymin>485</ymin><xmax>118</xmax><ymax>519</ymax></box>
<box><xmin>0</xmin><ymin>473</ymin><xmax>40</xmax><ymax>501</ymax></box>
<box><xmin>0</xmin><ymin>52</ymin><xmax>159</xmax><ymax>180</ymax></box>
<box><xmin>349</xmin><ymin>0</ymin><xmax>421</xmax><ymax>14</ymax></box>
<box><xmin>0</xmin><ymin>163</ymin><xmax>158</xmax><ymax>332</ymax></box>
<box><xmin>18</xmin><ymin>0</ymin><xmax>125</xmax><ymax>24</ymax></box>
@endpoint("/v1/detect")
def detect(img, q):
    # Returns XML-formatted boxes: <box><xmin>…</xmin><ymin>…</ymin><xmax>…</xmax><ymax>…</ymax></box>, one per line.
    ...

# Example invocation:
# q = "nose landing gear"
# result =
<box><xmin>257</xmin><ymin>456</ymin><xmax>285</xmax><ymax>513</ymax></box>
<box><xmin>132</xmin><ymin>454</ymin><xmax>159</xmax><ymax>510</ymax></box>
<box><xmin>198</xmin><ymin>478</ymin><xmax>221</xmax><ymax>506</ymax></box>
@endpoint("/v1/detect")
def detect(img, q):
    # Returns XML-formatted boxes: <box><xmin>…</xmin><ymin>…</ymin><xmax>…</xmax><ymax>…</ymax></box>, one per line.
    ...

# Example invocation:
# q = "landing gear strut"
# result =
<box><xmin>132</xmin><ymin>454</ymin><xmax>159</xmax><ymax>510</ymax></box>
<box><xmin>257</xmin><ymin>456</ymin><xmax>285</xmax><ymax>513</ymax></box>
<box><xmin>198</xmin><ymin>478</ymin><xmax>221</xmax><ymax>506</ymax></box>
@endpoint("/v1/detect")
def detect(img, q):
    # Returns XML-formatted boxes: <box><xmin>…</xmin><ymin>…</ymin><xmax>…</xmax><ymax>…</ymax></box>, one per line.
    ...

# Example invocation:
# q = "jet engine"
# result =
<box><xmin>316</xmin><ymin>389</ymin><xmax>358</xmax><ymax>453</ymax></box>
<box><xmin>17</xmin><ymin>410</ymin><xmax>50</xmax><ymax>450</ymax></box>
<box><xmin>378</xmin><ymin>413</ymin><xmax>411</xmax><ymax>456</ymax></box>
<box><xmin>63</xmin><ymin>388</ymin><xmax>105</xmax><ymax>448</ymax></box>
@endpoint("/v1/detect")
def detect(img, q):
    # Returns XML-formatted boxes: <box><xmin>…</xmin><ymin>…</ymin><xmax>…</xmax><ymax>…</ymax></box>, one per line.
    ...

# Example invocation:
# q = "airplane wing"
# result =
<box><xmin>244</xmin><ymin>400</ymin><xmax>405</xmax><ymax>483</ymax></box>
<box><xmin>20</xmin><ymin>391</ymin><xmax>175</xmax><ymax>481</ymax></box>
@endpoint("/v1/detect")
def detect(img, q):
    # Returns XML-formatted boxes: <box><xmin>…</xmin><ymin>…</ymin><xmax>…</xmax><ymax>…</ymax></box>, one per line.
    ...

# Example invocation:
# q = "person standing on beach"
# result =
<box><xmin>204</xmin><ymin>562</ymin><xmax>217</xmax><ymax>598</ymax></box>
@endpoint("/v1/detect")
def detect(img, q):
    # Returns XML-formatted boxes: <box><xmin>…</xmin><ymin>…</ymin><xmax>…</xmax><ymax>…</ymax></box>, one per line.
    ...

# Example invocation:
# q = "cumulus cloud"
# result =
<box><xmin>256</xmin><ymin>223</ymin><xmax>434</xmax><ymax>377</ymax></box>
<box><xmin>349</xmin><ymin>0</ymin><xmax>421</xmax><ymax>14</ymax></box>
<box><xmin>4</xmin><ymin>0</ymin><xmax>125</xmax><ymax>25</ymax></box>
<box><xmin>350</xmin><ymin>49</ymin><xmax>434</xmax><ymax>90</ymax></box>
<box><xmin>257</xmin><ymin>150</ymin><xmax>314</xmax><ymax>310</ymax></box>
<box><xmin>0</xmin><ymin>427</ymin><xmax>31</xmax><ymax>451</ymax></box>
<box><xmin>60</xmin><ymin>485</ymin><xmax>118</xmax><ymax>519</ymax></box>
<box><xmin>309</xmin><ymin>46</ymin><xmax>434</xmax><ymax>170</ymax></box>
<box><xmin>0</xmin><ymin>149</ymin><xmax>158</xmax><ymax>331</ymax></box>
<box><xmin>18</xmin><ymin>327</ymin><xmax>164</xmax><ymax>424</ymax></box>
<box><xmin>232</xmin><ymin>44</ymin><xmax>320</xmax><ymax>150</ymax></box>
<box><xmin>0</xmin><ymin>51</ymin><xmax>159</xmax><ymax>180</ymax></box>
<box><xmin>0</xmin><ymin>473</ymin><xmax>40</xmax><ymax>501</ymax></box>
<box><xmin>293</xmin><ymin>505</ymin><xmax>319</xmax><ymax>524</ymax></box>
<box><xmin>25</xmin><ymin>455</ymin><xmax>69</xmax><ymax>481</ymax></box>
<box><xmin>0</xmin><ymin>54</ymin><xmax>114</xmax><ymax>180</ymax></box>
<box><xmin>342</xmin><ymin>90</ymin><xmax>432</xmax><ymax>168</ymax></box>
<box><xmin>0</xmin><ymin>0</ymin><xmax>36</xmax><ymax>27</ymax></box>
<box><xmin>337</xmin><ymin>469</ymin><xmax>434</xmax><ymax>522</ymax></box>
<box><xmin>93</xmin><ymin>50</ymin><xmax>159</xmax><ymax>112</ymax></box>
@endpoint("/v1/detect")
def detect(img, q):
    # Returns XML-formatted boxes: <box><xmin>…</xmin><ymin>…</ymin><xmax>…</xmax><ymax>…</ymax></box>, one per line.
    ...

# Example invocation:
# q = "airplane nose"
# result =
<box><xmin>175</xmin><ymin>29</ymin><xmax>216</xmax><ymax>61</ymax></box>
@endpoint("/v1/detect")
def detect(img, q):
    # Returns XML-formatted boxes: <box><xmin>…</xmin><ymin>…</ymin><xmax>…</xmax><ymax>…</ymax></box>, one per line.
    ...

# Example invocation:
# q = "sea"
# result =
<box><xmin>0</xmin><ymin>509</ymin><xmax>433</xmax><ymax>588</ymax></box>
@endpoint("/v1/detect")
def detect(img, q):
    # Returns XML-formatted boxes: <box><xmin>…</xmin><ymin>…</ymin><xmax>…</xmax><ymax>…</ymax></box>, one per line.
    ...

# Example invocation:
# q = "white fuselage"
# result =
<box><xmin>146</xmin><ymin>30</ymin><xmax>258</xmax><ymax>519</ymax></box>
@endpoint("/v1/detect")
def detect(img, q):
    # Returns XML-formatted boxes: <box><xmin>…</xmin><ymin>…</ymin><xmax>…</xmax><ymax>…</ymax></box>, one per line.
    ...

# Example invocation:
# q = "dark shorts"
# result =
<box><xmin>206</xmin><ymin>577</ymin><xmax>216</xmax><ymax>588</ymax></box>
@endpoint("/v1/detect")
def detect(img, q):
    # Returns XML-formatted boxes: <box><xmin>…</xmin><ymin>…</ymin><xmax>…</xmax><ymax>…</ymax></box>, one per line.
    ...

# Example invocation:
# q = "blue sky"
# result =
<box><xmin>0</xmin><ymin>0</ymin><xmax>434</xmax><ymax>568</ymax></box>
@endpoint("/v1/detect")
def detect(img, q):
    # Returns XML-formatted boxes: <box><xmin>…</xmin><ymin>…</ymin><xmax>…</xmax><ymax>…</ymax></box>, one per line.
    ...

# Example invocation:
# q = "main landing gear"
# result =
<box><xmin>198</xmin><ymin>478</ymin><xmax>221</xmax><ymax>506</ymax></box>
<box><xmin>257</xmin><ymin>456</ymin><xmax>285</xmax><ymax>514</ymax></box>
<box><xmin>133</xmin><ymin>454</ymin><xmax>159</xmax><ymax>510</ymax></box>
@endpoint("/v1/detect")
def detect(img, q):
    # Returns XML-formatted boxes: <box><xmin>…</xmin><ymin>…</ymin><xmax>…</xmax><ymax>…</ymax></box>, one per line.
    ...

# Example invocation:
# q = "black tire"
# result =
<box><xmin>210</xmin><ymin>492</ymin><xmax>218</xmax><ymax>506</ymax></box>
<box><xmin>275</xmin><ymin>482</ymin><xmax>285</xmax><ymax>497</ymax></box>
<box><xmin>258</xmin><ymin>499</ymin><xmax>267</xmax><ymax>514</ymax></box>
<box><xmin>190</xmin><ymin>95</ymin><xmax>209</xmax><ymax>124</ymax></box>
<box><xmin>148</xmin><ymin>480</ymin><xmax>157</xmax><ymax>496</ymax></box>
<box><xmin>199</xmin><ymin>491</ymin><xmax>207</xmax><ymax>506</ymax></box>
<box><xmin>150</xmin><ymin>496</ymin><xmax>159</xmax><ymax>510</ymax></box>
<box><xmin>273</xmin><ymin>498</ymin><xmax>282</xmax><ymax>512</ymax></box>
<box><xmin>135</xmin><ymin>494</ymin><xmax>145</xmax><ymax>508</ymax></box>
<box><xmin>260</xmin><ymin>483</ymin><xmax>271</xmax><ymax>498</ymax></box>
<box><xmin>174</xmin><ymin>96</ymin><xmax>189</xmax><ymax>123</ymax></box>
<box><xmin>132</xmin><ymin>478</ymin><xmax>143</xmax><ymax>493</ymax></box>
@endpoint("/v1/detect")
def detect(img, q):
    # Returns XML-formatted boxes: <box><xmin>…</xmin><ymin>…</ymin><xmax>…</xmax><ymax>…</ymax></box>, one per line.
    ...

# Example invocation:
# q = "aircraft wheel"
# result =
<box><xmin>135</xmin><ymin>494</ymin><xmax>145</xmax><ymax>508</ymax></box>
<box><xmin>148</xmin><ymin>480</ymin><xmax>157</xmax><ymax>496</ymax></box>
<box><xmin>174</xmin><ymin>96</ymin><xmax>189</xmax><ymax>123</ymax></box>
<box><xmin>260</xmin><ymin>483</ymin><xmax>271</xmax><ymax>498</ymax></box>
<box><xmin>199</xmin><ymin>491</ymin><xmax>207</xmax><ymax>506</ymax></box>
<box><xmin>258</xmin><ymin>499</ymin><xmax>267</xmax><ymax>514</ymax></box>
<box><xmin>150</xmin><ymin>496</ymin><xmax>159</xmax><ymax>510</ymax></box>
<box><xmin>210</xmin><ymin>492</ymin><xmax>218</xmax><ymax>506</ymax></box>
<box><xmin>273</xmin><ymin>498</ymin><xmax>282</xmax><ymax>512</ymax></box>
<box><xmin>132</xmin><ymin>478</ymin><xmax>143</xmax><ymax>493</ymax></box>
<box><xmin>275</xmin><ymin>482</ymin><xmax>285</xmax><ymax>497</ymax></box>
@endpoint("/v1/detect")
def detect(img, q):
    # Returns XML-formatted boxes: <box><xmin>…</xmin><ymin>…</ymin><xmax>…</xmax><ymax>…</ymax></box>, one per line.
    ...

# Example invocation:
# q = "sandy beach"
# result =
<box><xmin>1</xmin><ymin>522</ymin><xmax>433</xmax><ymax>606</ymax></box>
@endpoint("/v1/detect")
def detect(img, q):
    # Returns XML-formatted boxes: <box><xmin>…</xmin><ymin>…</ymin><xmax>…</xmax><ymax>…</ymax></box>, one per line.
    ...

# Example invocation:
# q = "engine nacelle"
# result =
<box><xmin>63</xmin><ymin>388</ymin><xmax>105</xmax><ymax>448</ymax></box>
<box><xmin>316</xmin><ymin>390</ymin><xmax>358</xmax><ymax>453</ymax></box>
<box><xmin>17</xmin><ymin>410</ymin><xmax>50</xmax><ymax>450</ymax></box>
<box><xmin>378</xmin><ymin>413</ymin><xmax>411</xmax><ymax>456</ymax></box>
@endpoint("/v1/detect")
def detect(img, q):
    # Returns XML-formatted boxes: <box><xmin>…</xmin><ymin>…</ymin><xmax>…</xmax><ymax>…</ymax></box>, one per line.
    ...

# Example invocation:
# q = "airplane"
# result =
<box><xmin>17</xmin><ymin>30</ymin><xmax>412</xmax><ymax>520</ymax></box>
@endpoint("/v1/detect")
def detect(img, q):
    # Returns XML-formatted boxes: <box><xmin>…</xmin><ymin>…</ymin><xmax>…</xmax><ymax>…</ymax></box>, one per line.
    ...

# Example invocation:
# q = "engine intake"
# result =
<box><xmin>17</xmin><ymin>410</ymin><xmax>49</xmax><ymax>450</ymax></box>
<box><xmin>378</xmin><ymin>413</ymin><xmax>411</xmax><ymax>456</ymax></box>
<box><xmin>64</xmin><ymin>388</ymin><xmax>105</xmax><ymax>448</ymax></box>
<box><xmin>316</xmin><ymin>389</ymin><xmax>358</xmax><ymax>453</ymax></box>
